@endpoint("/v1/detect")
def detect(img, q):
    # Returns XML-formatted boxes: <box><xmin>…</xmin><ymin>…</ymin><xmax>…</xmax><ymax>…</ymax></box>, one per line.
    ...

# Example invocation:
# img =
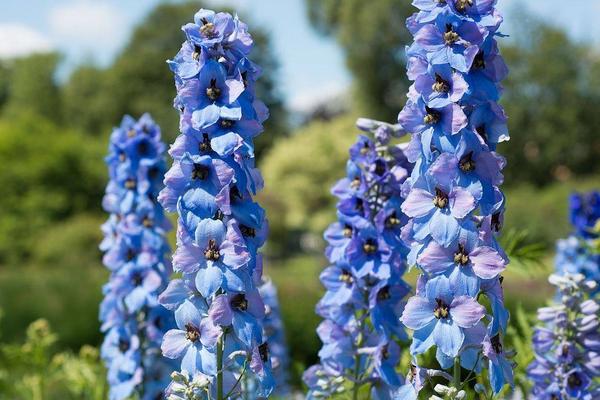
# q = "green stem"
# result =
<box><xmin>217</xmin><ymin>333</ymin><xmax>224</xmax><ymax>400</ymax></box>
<box><xmin>453</xmin><ymin>357</ymin><xmax>461</xmax><ymax>388</ymax></box>
<box><xmin>352</xmin><ymin>352</ymin><xmax>361</xmax><ymax>400</ymax></box>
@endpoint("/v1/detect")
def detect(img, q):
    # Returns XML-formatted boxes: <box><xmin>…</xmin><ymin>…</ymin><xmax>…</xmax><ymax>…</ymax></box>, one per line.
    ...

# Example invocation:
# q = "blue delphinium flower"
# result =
<box><xmin>303</xmin><ymin>118</ymin><xmax>415</xmax><ymax>399</ymax></box>
<box><xmin>527</xmin><ymin>273</ymin><xmax>600</xmax><ymax>399</ymax></box>
<box><xmin>100</xmin><ymin>114</ymin><xmax>175</xmax><ymax>400</ymax></box>
<box><xmin>570</xmin><ymin>191</ymin><xmax>600</xmax><ymax>239</ymax></box>
<box><xmin>398</xmin><ymin>0</ymin><xmax>513</xmax><ymax>395</ymax></box>
<box><xmin>240</xmin><ymin>277</ymin><xmax>291</xmax><ymax>398</ymax></box>
<box><xmin>554</xmin><ymin>236</ymin><xmax>600</xmax><ymax>286</ymax></box>
<box><xmin>159</xmin><ymin>9</ymin><xmax>277</xmax><ymax>399</ymax></box>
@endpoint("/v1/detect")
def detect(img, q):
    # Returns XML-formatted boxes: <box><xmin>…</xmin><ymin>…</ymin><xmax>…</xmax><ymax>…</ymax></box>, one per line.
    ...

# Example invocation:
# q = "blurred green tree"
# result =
<box><xmin>0</xmin><ymin>115</ymin><xmax>105</xmax><ymax>263</ymax></box>
<box><xmin>1</xmin><ymin>53</ymin><xmax>62</xmax><ymax>123</ymax></box>
<box><xmin>501</xmin><ymin>16</ymin><xmax>600</xmax><ymax>185</ymax></box>
<box><xmin>305</xmin><ymin>0</ymin><xmax>413</xmax><ymax>121</ymax></box>
<box><xmin>260</xmin><ymin>115</ymin><xmax>358</xmax><ymax>257</ymax></box>
<box><xmin>63</xmin><ymin>2</ymin><xmax>288</xmax><ymax>156</ymax></box>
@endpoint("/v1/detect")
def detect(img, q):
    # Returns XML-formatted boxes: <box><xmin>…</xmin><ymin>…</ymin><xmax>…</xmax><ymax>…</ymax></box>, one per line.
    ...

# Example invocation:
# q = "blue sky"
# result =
<box><xmin>0</xmin><ymin>0</ymin><xmax>598</xmax><ymax>112</ymax></box>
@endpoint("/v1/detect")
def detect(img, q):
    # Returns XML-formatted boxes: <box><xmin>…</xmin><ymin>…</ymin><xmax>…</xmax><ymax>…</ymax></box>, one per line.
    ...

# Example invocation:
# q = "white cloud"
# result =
<box><xmin>0</xmin><ymin>24</ymin><xmax>54</xmax><ymax>59</ymax></box>
<box><xmin>48</xmin><ymin>2</ymin><xmax>126</xmax><ymax>52</ymax></box>
<box><xmin>288</xmin><ymin>81</ymin><xmax>349</xmax><ymax>113</ymax></box>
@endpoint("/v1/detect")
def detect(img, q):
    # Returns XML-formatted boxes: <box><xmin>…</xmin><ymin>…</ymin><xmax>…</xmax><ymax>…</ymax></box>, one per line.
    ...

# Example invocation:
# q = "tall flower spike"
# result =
<box><xmin>303</xmin><ymin>118</ymin><xmax>415</xmax><ymax>399</ymax></box>
<box><xmin>556</xmin><ymin>190</ymin><xmax>600</xmax><ymax>289</ymax></box>
<box><xmin>159</xmin><ymin>9</ymin><xmax>275</xmax><ymax>399</ymax></box>
<box><xmin>99</xmin><ymin>114</ymin><xmax>175</xmax><ymax>400</ymax></box>
<box><xmin>398</xmin><ymin>0</ymin><xmax>513</xmax><ymax>396</ymax></box>
<box><xmin>527</xmin><ymin>273</ymin><xmax>600</xmax><ymax>399</ymax></box>
<box><xmin>569</xmin><ymin>191</ymin><xmax>600</xmax><ymax>239</ymax></box>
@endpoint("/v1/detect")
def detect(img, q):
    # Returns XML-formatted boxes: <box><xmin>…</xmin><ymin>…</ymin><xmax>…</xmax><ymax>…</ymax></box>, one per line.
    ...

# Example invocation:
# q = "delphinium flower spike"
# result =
<box><xmin>158</xmin><ymin>9</ymin><xmax>276</xmax><ymax>399</ymax></box>
<box><xmin>100</xmin><ymin>114</ymin><xmax>175</xmax><ymax>400</ymax></box>
<box><xmin>303</xmin><ymin>118</ymin><xmax>415</xmax><ymax>399</ymax></box>
<box><xmin>527</xmin><ymin>273</ymin><xmax>600</xmax><ymax>399</ymax></box>
<box><xmin>569</xmin><ymin>191</ymin><xmax>600</xmax><ymax>240</ymax></box>
<box><xmin>398</xmin><ymin>0</ymin><xmax>514</xmax><ymax>396</ymax></box>
<box><xmin>556</xmin><ymin>191</ymin><xmax>600</xmax><ymax>284</ymax></box>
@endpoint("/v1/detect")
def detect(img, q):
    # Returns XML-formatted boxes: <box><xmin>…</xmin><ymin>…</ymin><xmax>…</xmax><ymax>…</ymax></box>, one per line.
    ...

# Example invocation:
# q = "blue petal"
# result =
<box><xmin>195</xmin><ymin>263</ymin><xmax>223</xmax><ymax>298</ymax></box>
<box><xmin>433</xmin><ymin>320</ymin><xmax>464</xmax><ymax>357</ymax></box>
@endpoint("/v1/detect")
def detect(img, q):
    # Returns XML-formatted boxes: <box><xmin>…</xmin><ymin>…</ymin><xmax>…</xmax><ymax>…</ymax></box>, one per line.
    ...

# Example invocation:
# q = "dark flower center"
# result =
<box><xmin>199</xmin><ymin>19</ymin><xmax>217</xmax><ymax>38</ymax></box>
<box><xmin>230</xmin><ymin>186</ymin><xmax>243</xmax><ymax>203</ymax></box>
<box><xmin>567</xmin><ymin>372</ymin><xmax>582</xmax><ymax>388</ymax></box>
<box><xmin>192</xmin><ymin>45</ymin><xmax>201</xmax><ymax>61</ymax></box>
<box><xmin>213</xmin><ymin>209</ymin><xmax>224</xmax><ymax>220</ymax></box>
<box><xmin>143</xmin><ymin>216</ymin><xmax>153</xmax><ymax>228</ymax></box>
<box><xmin>360</xmin><ymin>142</ymin><xmax>370</xmax><ymax>155</ymax></box>
<box><xmin>491</xmin><ymin>334</ymin><xmax>503</xmax><ymax>354</ymax></box>
<box><xmin>206</xmin><ymin>78</ymin><xmax>221</xmax><ymax>101</ymax></box>
<box><xmin>118</xmin><ymin>339</ymin><xmax>130</xmax><ymax>352</ymax></box>
<box><xmin>343</xmin><ymin>224</ymin><xmax>353</xmax><ymax>238</ymax></box>
<box><xmin>459</xmin><ymin>152</ymin><xmax>476</xmax><ymax>172</ymax></box>
<box><xmin>423</xmin><ymin>107</ymin><xmax>440</xmax><ymax>125</ymax></box>
<box><xmin>350</xmin><ymin>177</ymin><xmax>361</xmax><ymax>189</ymax></box>
<box><xmin>476</xmin><ymin>124</ymin><xmax>488</xmax><ymax>143</ymax></box>
<box><xmin>340</xmin><ymin>270</ymin><xmax>353</xmax><ymax>285</ymax></box>
<box><xmin>363</xmin><ymin>239</ymin><xmax>378</xmax><ymax>254</ymax></box>
<box><xmin>126</xmin><ymin>248</ymin><xmax>137</xmax><ymax>261</ymax></box>
<box><xmin>240</xmin><ymin>225</ymin><xmax>256</xmax><ymax>237</ymax></box>
<box><xmin>125</xmin><ymin>178</ymin><xmax>136</xmax><ymax>189</ymax></box>
<box><xmin>432</xmin><ymin>74</ymin><xmax>450</xmax><ymax>93</ymax></box>
<box><xmin>473</xmin><ymin>51</ymin><xmax>485</xmax><ymax>69</ymax></box>
<box><xmin>433</xmin><ymin>188</ymin><xmax>449</xmax><ymax>209</ymax></box>
<box><xmin>131</xmin><ymin>272</ymin><xmax>143</xmax><ymax>287</ymax></box>
<box><xmin>192</xmin><ymin>163</ymin><xmax>209</xmax><ymax>180</ymax></box>
<box><xmin>381</xmin><ymin>344</ymin><xmax>390</xmax><ymax>360</ymax></box>
<box><xmin>119</xmin><ymin>152</ymin><xmax>126</xmax><ymax>162</ymax></box>
<box><xmin>220</xmin><ymin>119</ymin><xmax>235</xmax><ymax>129</ymax></box>
<box><xmin>241</xmin><ymin>71</ymin><xmax>249</xmax><ymax>88</ymax></box>
<box><xmin>491</xmin><ymin>212</ymin><xmax>502</xmax><ymax>232</ymax></box>
<box><xmin>377</xmin><ymin>286</ymin><xmax>391</xmax><ymax>301</ymax></box>
<box><xmin>185</xmin><ymin>323</ymin><xmax>201</xmax><ymax>342</ymax></box>
<box><xmin>258</xmin><ymin>342</ymin><xmax>269</xmax><ymax>362</ymax></box>
<box><xmin>561</xmin><ymin>344</ymin><xmax>570</xmax><ymax>357</ymax></box>
<box><xmin>374</xmin><ymin>159</ymin><xmax>387</xmax><ymax>176</ymax></box>
<box><xmin>204</xmin><ymin>239</ymin><xmax>220</xmax><ymax>261</ymax></box>
<box><xmin>444</xmin><ymin>25</ymin><xmax>460</xmax><ymax>45</ymax></box>
<box><xmin>230</xmin><ymin>293</ymin><xmax>248</xmax><ymax>311</ymax></box>
<box><xmin>454</xmin><ymin>244</ymin><xmax>470</xmax><ymax>265</ymax></box>
<box><xmin>433</xmin><ymin>298</ymin><xmax>450</xmax><ymax>319</ymax></box>
<box><xmin>199</xmin><ymin>133</ymin><xmax>212</xmax><ymax>152</ymax></box>
<box><xmin>127</xmin><ymin>129</ymin><xmax>136</xmax><ymax>138</ymax></box>
<box><xmin>355</xmin><ymin>198</ymin><xmax>364</xmax><ymax>212</ymax></box>
<box><xmin>455</xmin><ymin>0</ymin><xmax>473</xmax><ymax>12</ymax></box>
<box><xmin>385</xmin><ymin>212</ymin><xmax>401</xmax><ymax>229</ymax></box>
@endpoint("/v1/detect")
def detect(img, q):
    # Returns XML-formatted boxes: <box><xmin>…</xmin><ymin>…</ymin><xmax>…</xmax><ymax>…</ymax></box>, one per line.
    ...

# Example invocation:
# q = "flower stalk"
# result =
<box><xmin>398</xmin><ymin>0</ymin><xmax>514</xmax><ymax>396</ymax></box>
<box><xmin>158</xmin><ymin>8</ymin><xmax>276</xmax><ymax>399</ymax></box>
<box><xmin>99</xmin><ymin>114</ymin><xmax>175</xmax><ymax>400</ymax></box>
<box><xmin>303</xmin><ymin>118</ymin><xmax>415</xmax><ymax>399</ymax></box>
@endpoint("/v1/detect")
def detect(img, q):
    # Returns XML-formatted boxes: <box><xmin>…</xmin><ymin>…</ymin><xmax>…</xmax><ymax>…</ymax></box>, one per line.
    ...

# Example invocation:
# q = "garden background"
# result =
<box><xmin>0</xmin><ymin>0</ymin><xmax>599</xmax><ymax>397</ymax></box>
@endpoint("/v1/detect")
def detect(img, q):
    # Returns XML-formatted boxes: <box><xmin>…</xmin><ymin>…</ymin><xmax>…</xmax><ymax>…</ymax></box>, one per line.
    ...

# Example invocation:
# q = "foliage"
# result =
<box><xmin>1</xmin><ymin>53</ymin><xmax>62</xmax><ymax>123</ymax></box>
<box><xmin>501</xmin><ymin>15</ymin><xmax>600</xmax><ymax>186</ymax></box>
<box><xmin>305</xmin><ymin>0</ymin><xmax>413</xmax><ymax>121</ymax></box>
<box><xmin>0</xmin><ymin>115</ymin><xmax>105</xmax><ymax>263</ymax></box>
<box><xmin>0</xmin><ymin>319</ymin><xmax>107</xmax><ymax>400</ymax></box>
